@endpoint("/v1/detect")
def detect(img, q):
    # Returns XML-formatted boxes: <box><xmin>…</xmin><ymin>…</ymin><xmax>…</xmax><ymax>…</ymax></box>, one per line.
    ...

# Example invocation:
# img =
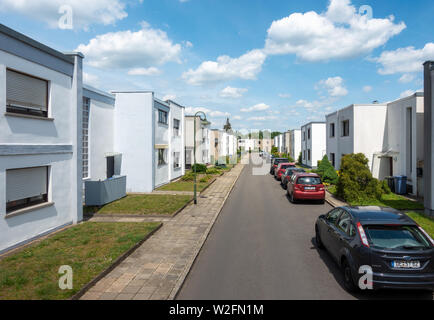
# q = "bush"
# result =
<box><xmin>337</xmin><ymin>153</ymin><xmax>384</xmax><ymax>203</ymax></box>
<box><xmin>381</xmin><ymin>180</ymin><xmax>392</xmax><ymax>194</ymax></box>
<box><xmin>206</xmin><ymin>167</ymin><xmax>221</xmax><ymax>175</ymax></box>
<box><xmin>316</xmin><ymin>155</ymin><xmax>338</xmax><ymax>185</ymax></box>
<box><xmin>181</xmin><ymin>172</ymin><xmax>195</xmax><ymax>181</ymax></box>
<box><xmin>191</xmin><ymin>163</ymin><xmax>207</xmax><ymax>173</ymax></box>
<box><xmin>199</xmin><ymin>176</ymin><xmax>210</xmax><ymax>183</ymax></box>
<box><xmin>297</xmin><ymin>152</ymin><xmax>302</xmax><ymax>165</ymax></box>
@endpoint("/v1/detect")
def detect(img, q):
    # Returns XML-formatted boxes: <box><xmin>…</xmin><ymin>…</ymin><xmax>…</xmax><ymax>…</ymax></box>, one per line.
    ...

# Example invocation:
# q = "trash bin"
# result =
<box><xmin>393</xmin><ymin>176</ymin><xmax>407</xmax><ymax>195</ymax></box>
<box><xmin>385</xmin><ymin>176</ymin><xmax>395</xmax><ymax>193</ymax></box>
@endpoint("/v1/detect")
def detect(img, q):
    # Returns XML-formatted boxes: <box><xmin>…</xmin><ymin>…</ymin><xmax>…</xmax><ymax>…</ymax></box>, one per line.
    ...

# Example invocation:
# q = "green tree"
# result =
<box><xmin>271</xmin><ymin>132</ymin><xmax>281</xmax><ymax>139</ymax></box>
<box><xmin>297</xmin><ymin>152</ymin><xmax>302</xmax><ymax>165</ymax></box>
<box><xmin>316</xmin><ymin>155</ymin><xmax>338</xmax><ymax>184</ymax></box>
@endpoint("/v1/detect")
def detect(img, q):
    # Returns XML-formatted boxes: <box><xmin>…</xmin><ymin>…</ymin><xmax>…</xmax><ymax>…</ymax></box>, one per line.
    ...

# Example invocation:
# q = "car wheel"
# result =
<box><xmin>342</xmin><ymin>259</ymin><xmax>358</xmax><ymax>293</ymax></box>
<box><xmin>290</xmin><ymin>192</ymin><xmax>297</xmax><ymax>203</ymax></box>
<box><xmin>319</xmin><ymin>199</ymin><xmax>325</xmax><ymax>205</ymax></box>
<box><xmin>315</xmin><ymin>226</ymin><xmax>324</xmax><ymax>249</ymax></box>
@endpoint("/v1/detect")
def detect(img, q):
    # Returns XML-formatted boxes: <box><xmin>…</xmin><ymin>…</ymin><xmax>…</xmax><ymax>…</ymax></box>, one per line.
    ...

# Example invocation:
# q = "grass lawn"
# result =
<box><xmin>327</xmin><ymin>185</ymin><xmax>424</xmax><ymax>210</ymax></box>
<box><xmin>0</xmin><ymin>222</ymin><xmax>160</xmax><ymax>300</ymax></box>
<box><xmin>157</xmin><ymin>172</ymin><xmax>222</xmax><ymax>192</ymax></box>
<box><xmin>85</xmin><ymin>194</ymin><xmax>192</xmax><ymax>215</ymax></box>
<box><xmin>406</xmin><ymin>212</ymin><xmax>434</xmax><ymax>238</ymax></box>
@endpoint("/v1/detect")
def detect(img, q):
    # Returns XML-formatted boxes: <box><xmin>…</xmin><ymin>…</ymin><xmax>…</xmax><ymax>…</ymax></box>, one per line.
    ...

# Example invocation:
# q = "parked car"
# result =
<box><xmin>315</xmin><ymin>206</ymin><xmax>434</xmax><ymax>292</ymax></box>
<box><xmin>274</xmin><ymin>163</ymin><xmax>296</xmax><ymax>180</ymax></box>
<box><xmin>270</xmin><ymin>158</ymin><xmax>289</xmax><ymax>175</ymax></box>
<box><xmin>287</xmin><ymin>173</ymin><xmax>325</xmax><ymax>204</ymax></box>
<box><xmin>281</xmin><ymin>168</ymin><xmax>306</xmax><ymax>189</ymax></box>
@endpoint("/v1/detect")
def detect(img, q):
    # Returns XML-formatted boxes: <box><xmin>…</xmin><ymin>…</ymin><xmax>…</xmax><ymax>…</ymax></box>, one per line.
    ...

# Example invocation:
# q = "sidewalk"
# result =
<box><xmin>80</xmin><ymin>162</ymin><xmax>245</xmax><ymax>300</ymax></box>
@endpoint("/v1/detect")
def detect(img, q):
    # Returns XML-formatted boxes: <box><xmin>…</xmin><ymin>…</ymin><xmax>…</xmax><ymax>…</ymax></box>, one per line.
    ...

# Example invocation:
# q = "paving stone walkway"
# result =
<box><xmin>80</xmin><ymin>162</ymin><xmax>245</xmax><ymax>300</ymax></box>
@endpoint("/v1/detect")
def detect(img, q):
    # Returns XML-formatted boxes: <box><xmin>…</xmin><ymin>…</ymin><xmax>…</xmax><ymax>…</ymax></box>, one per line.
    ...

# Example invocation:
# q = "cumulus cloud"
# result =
<box><xmin>316</xmin><ymin>76</ymin><xmax>348</xmax><ymax>97</ymax></box>
<box><xmin>240</xmin><ymin>103</ymin><xmax>271</xmax><ymax>113</ymax></box>
<box><xmin>247</xmin><ymin>115</ymin><xmax>278</xmax><ymax>122</ymax></box>
<box><xmin>185</xmin><ymin>107</ymin><xmax>230</xmax><ymax>118</ymax></box>
<box><xmin>398</xmin><ymin>74</ymin><xmax>415</xmax><ymax>83</ymax></box>
<box><xmin>363</xmin><ymin>85</ymin><xmax>373</xmax><ymax>93</ymax></box>
<box><xmin>278</xmin><ymin>93</ymin><xmax>291</xmax><ymax>98</ymax></box>
<box><xmin>220</xmin><ymin>86</ymin><xmax>248</xmax><ymax>98</ymax></box>
<box><xmin>0</xmin><ymin>0</ymin><xmax>127</xmax><ymax>29</ymax></box>
<box><xmin>264</xmin><ymin>0</ymin><xmax>405</xmax><ymax>61</ymax></box>
<box><xmin>76</xmin><ymin>22</ymin><xmax>182</xmax><ymax>69</ymax></box>
<box><xmin>127</xmin><ymin>67</ymin><xmax>161</xmax><ymax>76</ymax></box>
<box><xmin>182</xmin><ymin>49</ymin><xmax>267</xmax><ymax>86</ymax></box>
<box><xmin>162</xmin><ymin>94</ymin><xmax>177</xmax><ymax>101</ymax></box>
<box><xmin>374</xmin><ymin>43</ymin><xmax>434</xmax><ymax>75</ymax></box>
<box><xmin>83</xmin><ymin>72</ymin><xmax>100</xmax><ymax>87</ymax></box>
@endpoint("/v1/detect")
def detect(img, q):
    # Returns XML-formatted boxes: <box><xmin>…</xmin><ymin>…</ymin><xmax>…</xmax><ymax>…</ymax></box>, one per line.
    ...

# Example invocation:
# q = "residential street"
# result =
<box><xmin>178</xmin><ymin>154</ymin><xmax>433</xmax><ymax>300</ymax></box>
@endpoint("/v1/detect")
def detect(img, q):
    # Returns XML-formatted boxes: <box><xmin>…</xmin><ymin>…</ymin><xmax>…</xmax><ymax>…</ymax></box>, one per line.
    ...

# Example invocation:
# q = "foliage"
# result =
<box><xmin>336</xmin><ymin>153</ymin><xmax>383</xmax><ymax>203</ymax></box>
<box><xmin>315</xmin><ymin>155</ymin><xmax>338</xmax><ymax>185</ymax></box>
<box><xmin>192</xmin><ymin>163</ymin><xmax>207</xmax><ymax>173</ymax></box>
<box><xmin>381</xmin><ymin>180</ymin><xmax>392</xmax><ymax>194</ymax></box>
<box><xmin>297</xmin><ymin>152</ymin><xmax>302</xmax><ymax>165</ymax></box>
<box><xmin>271</xmin><ymin>132</ymin><xmax>281</xmax><ymax>139</ymax></box>
<box><xmin>206</xmin><ymin>167</ymin><xmax>221</xmax><ymax>175</ymax></box>
<box><xmin>181</xmin><ymin>171</ymin><xmax>195</xmax><ymax>181</ymax></box>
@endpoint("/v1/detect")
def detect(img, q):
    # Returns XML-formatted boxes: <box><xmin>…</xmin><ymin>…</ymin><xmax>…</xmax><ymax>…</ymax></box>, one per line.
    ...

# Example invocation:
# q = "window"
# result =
<box><xmin>326</xmin><ymin>209</ymin><xmax>342</xmax><ymax>224</ymax></box>
<box><xmin>337</xmin><ymin>212</ymin><xmax>352</xmax><ymax>235</ymax></box>
<box><xmin>106</xmin><ymin>156</ymin><xmax>115</xmax><ymax>179</ymax></box>
<box><xmin>158</xmin><ymin>109</ymin><xmax>168</xmax><ymax>124</ymax></box>
<box><xmin>342</xmin><ymin>120</ymin><xmax>350</xmax><ymax>137</ymax></box>
<box><xmin>303</xmin><ymin>131</ymin><xmax>306</xmax><ymax>141</ymax></box>
<box><xmin>6</xmin><ymin>69</ymin><xmax>48</xmax><ymax>117</ymax></box>
<box><xmin>365</xmin><ymin>225</ymin><xmax>431</xmax><ymax>250</ymax></box>
<box><xmin>303</xmin><ymin>150</ymin><xmax>306</xmax><ymax>160</ymax></box>
<box><xmin>308</xmin><ymin>149</ymin><xmax>311</xmax><ymax>161</ymax></box>
<box><xmin>173</xmin><ymin>119</ymin><xmax>180</xmax><ymax>136</ymax></box>
<box><xmin>173</xmin><ymin>152</ymin><xmax>180</xmax><ymax>169</ymax></box>
<box><xmin>330</xmin><ymin>123</ymin><xmax>335</xmax><ymax>138</ymax></box>
<box><xmin>82</xmin><ymin>97</ymin><xmax>90</xmax><ymax>179</ymax></box>
<box><xmin>158</xmin><ymin>149</ymin><xmax>167</xmax><ymax>165</ymax></box>
<box><xmin>308</xmin><ymin>129</ymin><xmax>311</xmax><ymax>140</ymax></box>
<box><xmin>330</xmin><ymin>153</ymin><xmax>335</xmax><ymax>167</ymax></box>
<box><xmin>6</xmin><ymin>166</ymin><xmax>49</xmax><ymax>213</ymax></box>
<box><xmin>297</xmin><ymin>176</ymin><xmax>322</xmax><ymax>185</ymax></box>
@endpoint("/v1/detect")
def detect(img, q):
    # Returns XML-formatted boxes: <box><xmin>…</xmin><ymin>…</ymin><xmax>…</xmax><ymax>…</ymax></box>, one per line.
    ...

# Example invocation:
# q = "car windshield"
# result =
<box><xmin>297</xmin><ymin>177</ymin><xmax>321</xmax><ymax>185</ymax></box>
<box><xmin>365</xmin><ymin>225</ymin><xmax>432</xmax><ymax>250</ymax></box>
<box><xmin>280</xmin><ymin>165</ymin><xmax>293</xmax><ymax>170</ymax></box>
<box><xmin>275</xmin><ymin>159</ymin><xmax>288</xmax><ymax>164</ymax></box>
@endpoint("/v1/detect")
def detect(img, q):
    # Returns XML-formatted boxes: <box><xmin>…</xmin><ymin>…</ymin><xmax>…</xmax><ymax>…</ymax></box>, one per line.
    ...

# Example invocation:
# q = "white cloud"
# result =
<box><xmin>247</xmin><ymin>115</ymin><xmax>278</xmax><ymax>122</ymax></box>
<box><xmin>240</xmin><ymin>103</ymin><xmax>271</xmax><ymax>113</ymax></box>
<box><xmin>0</xmin><ymin>0</ymin><xmax>127</xmax><ymax>29</ymax></box>
<box><xmin>233</xmin><ymin>115</ymin><xmax>242</xmax><ymax>120</ymax></box>
<box><xmin>220</xmin><ymin>86</ymin><xmax>248</xmax><ymax>98</ymax></box>
<box><xmin>185</xmin><ymin>107</ymin><xmax>230</xmax><ymax>118</ymax></box>
<box><xmin>398</xmin><ymin>74</ymin><xmax>415</xmax><ymax>83</ymax></box>
<box><xmin>374</xmin><ymin>43</ymin><xmax>434</xmax><ymax>75</ymax></box>
<box><xmin>162</xmin><ymin>94</ymin><xmax>177</xmax><ymax>101</ymax></box>
<box><xmin>278</xmin><ymin>93</ymin><xmax>291</xmax><ymax>98</ymax></box>
<box><xmin>399</xmin><ymin>88</ymin><xmax>423</xmax><ymax>99</ymax></box>
<box><xmin>363</xmin><ymin>85</ymin><xmax>373</xmax><ymax>93</ymax></box>
<box><xmin>76</xmin><ymin>22</ymin><xmax>182</xmax><ymax>69</ymax></box>
<box><xmin>182</xmin><ymin>49</ymin><xmax>266</xmax><ymax>86</ymax></box>
<box><xmin>127</xmin><ymin>67</ymin><xmax>161</xmax><ymax>76</ymax></box>
<box><xmin>264</xmin><ymin>0</ymin><xmax>405</xmax><ymax>62</ymax></box>
<box><xmin>316</xmin><ymin>76</ymin><xmax>348</xmax><ymax>97</ymax></box>
<box><xmin>83</xmin><ymin>72</ymin><xmax>100</xmax><ymax>87</ymax></box>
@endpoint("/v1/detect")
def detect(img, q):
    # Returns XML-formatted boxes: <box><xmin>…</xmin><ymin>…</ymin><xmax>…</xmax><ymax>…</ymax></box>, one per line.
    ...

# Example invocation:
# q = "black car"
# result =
<box><xmin>315</xmin><ymin>206</ymin><xmax>434</xmax><ymax>292</ymax></box>
<box><xmin>270</xmin><ymin>158</ymin><xmax>289</xmax><ymax>175</ymax></box>
<box><xmin>280</xmin><ymin>168</ymin><xmax>306</xmax><ymax>189</ymax></box>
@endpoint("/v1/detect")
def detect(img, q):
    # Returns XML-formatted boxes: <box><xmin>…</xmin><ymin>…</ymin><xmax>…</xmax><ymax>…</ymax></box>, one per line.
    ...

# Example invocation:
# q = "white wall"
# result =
<box><xmin>168</xmin><ymin>101</ymin><xmax>185</xmax><ymax>180</ymax></box>
<box><xmin>0</xmin><ymin>49</ymin><xmax>79</xmax><ymax>253</ymax></box>
<box><xmin>301</xmin><ymin>123</ymin><xmax>326</xmax><ymax>168</ymax></box>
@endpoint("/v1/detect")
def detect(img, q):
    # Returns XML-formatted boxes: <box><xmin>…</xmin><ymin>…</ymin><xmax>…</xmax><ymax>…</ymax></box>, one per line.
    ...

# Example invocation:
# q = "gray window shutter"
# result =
<box><xmin>6</xmin><ymin>167</ymin><xmax>48</xmax><ymax>202</ymax></box>
<box><xmin>6</xmin><ymin>70</ymin><xmax>48</xmax><ymax>111</ymax></box>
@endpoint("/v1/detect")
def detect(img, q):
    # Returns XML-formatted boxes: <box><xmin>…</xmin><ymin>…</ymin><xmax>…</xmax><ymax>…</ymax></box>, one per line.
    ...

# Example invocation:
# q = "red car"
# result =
<box><xmin>274</xmin><ymin>163</ymin><xmax>296</xmax><ymax>180</ymax></box>
<box><xmin>287</xmin><ymin>173</ymin><xmax>325</xmax><ymax>204</ymax></box>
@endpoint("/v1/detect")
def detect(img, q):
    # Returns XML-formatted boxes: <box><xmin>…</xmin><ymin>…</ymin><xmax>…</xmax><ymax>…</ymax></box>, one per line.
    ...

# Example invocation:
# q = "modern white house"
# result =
<box><xmin>289</xmin><ymin>129</ymin><xmax>301</xmax><ymax>161</ymax></box>
<box><xmin>326</xmin><ymin>95</ymin><xmax>424</xmax><ymax>197</ymax></box>
<box><xmin>301</xmin><ymin>122</ymin><xmax>326</xmax><ymax>168</ymax></box>
<box><xmin>0</xmin><ymin>24</ymin><xmax>82</xmax><ymax>253</ymax></box>
<box><xmin>211</xmin><ymin>130</ymin><xmax>238</xmax><ymax>164</ymax></box>
<box><xmin>424</xmin><ymin>61</ymin><xmax>434</xmax><ymax>215</ymax></box>
<box><xmin>111</xmin><ymin>91</ymin><xmax>185</xmax><ymax>192</ymax></box>
<box><xmin>185</xmin><ymin>115</ymin><xmax>211</xmax><ymax>168</ymax></box>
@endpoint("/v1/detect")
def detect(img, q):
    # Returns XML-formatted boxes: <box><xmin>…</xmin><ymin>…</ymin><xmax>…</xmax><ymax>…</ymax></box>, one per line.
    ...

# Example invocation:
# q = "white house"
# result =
<box><xmin>424</xmin><ymin>61</ymin><xmax>434</xmax><ymax>214</ymax></box>
<box><xmin>0</xmin><ymin>24</ymin><xmax>82</xmax><ymax>253</ymax></box>
<box><xmin>185</xmin><ymin>115</ymin><xmax>211</xmax><ymax>168</ymax></box>
<box><xmin>111</xmin><ymin>91</ymin><xmax>185</xmax><ymax>192</ymax></box>
<box><xmin>289</xmin><ymin>129</ymin><xmax>301</xmax><ymax>161</ymax></box>
<box><xmin>238</xmin><ymin>138</ymin><xmax>255</xmax><ymax>152</ymax></box>
<box><xmin>211</xmin><ymin>130</ymin><xmax>238</xmax><ymax>164</ymax></box>
<box><xmin>326</xmin><ymin>95</ymin><xmax>424</xmax><ymax>197</ymax></box>
<box><xmin>301</xmin><ymin>122</ymin><xmax>326</xmax><ymax>168</ymax></box>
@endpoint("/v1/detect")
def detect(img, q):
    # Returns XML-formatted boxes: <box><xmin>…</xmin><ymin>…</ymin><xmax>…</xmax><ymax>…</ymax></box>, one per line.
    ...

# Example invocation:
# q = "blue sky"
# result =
<box><xmin>1</xmin><ymin>0</ymin><xmax>433</xmax><ymax>132</ymax></box>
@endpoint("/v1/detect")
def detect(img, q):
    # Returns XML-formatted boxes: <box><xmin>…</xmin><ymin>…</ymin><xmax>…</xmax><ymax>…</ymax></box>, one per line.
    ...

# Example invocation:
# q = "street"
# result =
<box><xmin>178</xmin><ymin>154</ymin><xmax>433</xmax><ymax>300</ymax></box>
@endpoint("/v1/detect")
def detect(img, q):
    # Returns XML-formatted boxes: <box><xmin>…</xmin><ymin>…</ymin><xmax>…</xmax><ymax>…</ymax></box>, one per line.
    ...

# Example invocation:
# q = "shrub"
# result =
<box><xmin>315</xmin><ymin>155</ymin><xmax>339</xmax><ymax>185</ymax></box>
<box><xmin>206</xmin><ymin>167</ymin><xmax>221</xmax><ymax>175</ymax></box>
<box><xmin>199</xmin><ymin>176</ymin><xmax>210</xmax><ymax>183</ymax></box>
<box><xmin>381</xmin><ymin>180</ymin><xmax>392</xmax><ymax>194</ymax></box>
<box><xmin>297</xmin><ymin>152</ymin><xmax>302</xmax><ymax>165</ymax></box>
<box><xmin>337</xmin><ymin>153</ymin><xmax>383</xmax><ymax>202</ymax></box>
<box><xmin>181</xmin><ymin>172</ymin><xmax>195</xmax><ymax>181</ymax></box>
<box><xmin>191</xmin><ymin>163</ymin><xmax>207</xmax><ymax>173</ymax></box>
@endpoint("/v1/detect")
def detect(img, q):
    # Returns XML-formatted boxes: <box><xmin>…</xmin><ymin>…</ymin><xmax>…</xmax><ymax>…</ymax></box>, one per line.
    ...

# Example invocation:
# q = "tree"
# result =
<box><xmin>271</xmin><ymin>132</ymin><xmax>281</xmax><ymax>139</ymax></box>
<box><xmin>297</xmin><ymin>152</ymin><xmax>302</xmax><ymax>165</ymax></box>
<box><xmin>223</xmin><ymin>118</ymin><xmax>232</xmax><ymax>132</ymax></box>
<box><xmin>315</xmin><ymin>155</ymin><xmax>338</xmax><ymax>184</ymax></box>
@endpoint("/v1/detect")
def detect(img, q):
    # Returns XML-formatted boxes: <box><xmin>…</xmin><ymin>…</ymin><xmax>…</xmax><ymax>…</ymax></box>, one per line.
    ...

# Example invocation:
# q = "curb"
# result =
<box><xmin>167</xmin><ymin>164</ymin><xmax>245</xmax><ymax>300</ymax></box>
<box><xmin>71</xmin><ymin>222</ymin><xmax>163</xmax><ymax>300</ymax></box>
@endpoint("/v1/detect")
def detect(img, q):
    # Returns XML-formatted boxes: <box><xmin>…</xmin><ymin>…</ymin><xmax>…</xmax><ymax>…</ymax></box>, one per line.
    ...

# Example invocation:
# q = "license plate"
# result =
<box><xmin>305</xmin><ymin>187</ymin><xmax>316</xmax><ymax>191</ymax></box>
<box><xmin>391</xmin><ymin>261</ymin><xmax>420</xmax><ymax>269</ymax></box>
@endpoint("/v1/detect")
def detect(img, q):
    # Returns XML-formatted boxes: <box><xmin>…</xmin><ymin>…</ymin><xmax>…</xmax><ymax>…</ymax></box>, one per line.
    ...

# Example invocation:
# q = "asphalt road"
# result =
<box><xmin>177</xmin><ymin>154</ymin><xmax>433</xmax><ymax>300</ymax></box>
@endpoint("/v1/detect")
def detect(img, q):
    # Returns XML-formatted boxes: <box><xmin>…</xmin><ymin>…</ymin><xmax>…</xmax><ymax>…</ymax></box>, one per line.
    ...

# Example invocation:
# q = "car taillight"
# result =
<box><xmin>418</xmin><ymin>226</ymin><xmax>434</xmax><ymax>246</ymax></box>
<box><xmin>294</xmin><ymin>184</ymin><xmax>302</xmax><ymax>191</ymax></box>
<box><xmin>357</xmin><ymin>222</ymin><xmax>370</xmax><ymax>248</ymax></box>
<box><xmin>318</xmin><ymin>186</ymin><xmax>325</xmax><ymax>191</ymax></box>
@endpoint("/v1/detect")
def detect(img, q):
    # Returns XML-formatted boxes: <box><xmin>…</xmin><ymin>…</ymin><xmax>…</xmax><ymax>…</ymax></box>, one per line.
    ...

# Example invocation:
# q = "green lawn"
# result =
<box><xmin>0</xmin><ymin>222</ymin><xmax>160</xmax><ymax>300</ymax></box>
<box><xmin>85</xmin><ymin>194</ymin><xmax>192</xmax><ymax>215</ymax></box>
<box><xmin>406</xmin><ymin>212</ymin><xmax>434</xmax><ymax>238</ymax></box>
<box><xmin>327</xmin><ymin>186</ymin><xmax>424</xmax><ymax>210</ymax></box>
<box><xmin>157</xmin><ymin>172</ymin><xmax>220</xmax><ymax>192</ymax></box>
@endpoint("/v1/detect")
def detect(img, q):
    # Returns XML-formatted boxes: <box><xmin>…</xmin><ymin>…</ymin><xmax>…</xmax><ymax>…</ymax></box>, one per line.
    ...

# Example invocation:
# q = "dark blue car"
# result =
<box><xmin>315</xmin><ymin>206</ymin><xmax>434</xmax><ymax>292</ymax></box>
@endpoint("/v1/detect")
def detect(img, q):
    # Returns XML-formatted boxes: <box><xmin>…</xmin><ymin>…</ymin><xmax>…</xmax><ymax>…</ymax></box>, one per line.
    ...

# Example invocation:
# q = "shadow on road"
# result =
<box><xmin>310</xmin><ymin>238</ymin><xmax>433</xmax><ymax>300</ymax></box>
<box><xmin>285</xmin><ymin>193</ymin><xmax>325</xmax><ymax>206</ymax></box>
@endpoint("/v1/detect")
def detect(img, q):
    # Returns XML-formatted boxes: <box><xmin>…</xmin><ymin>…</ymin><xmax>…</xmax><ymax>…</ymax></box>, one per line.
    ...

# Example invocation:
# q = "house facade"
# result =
<box><xmin>424</xmin><ymin>61</ymin><xmax>434</xmax><ymax>214</ymax></box>
<box><xmin>289</xmin><ymin>129</ymin><xmax>301</xmax><ymax>161</ymax></box>
<box><xmin>326</xmin><ymin>96</ymin><xmax>424</xmax><ymax>197</ymax></box>
<box><xmin>0</xmin><ymin>25</ymin><xmax>82</xmax><ymax>253</ymax></box>
<box><xmin>211</xmin><ymin>130</ymin><xmax>238</xmax><ymax>164</ymax></box>
<box><xmin>301</xmin><ymin>122</ymin><xmax>326</xmax><ymax>168</ymax></box>
<box><xmin>185</xmin><ymin>115</ymin><xmax>211</xmax><ymax>168</ymax></box>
